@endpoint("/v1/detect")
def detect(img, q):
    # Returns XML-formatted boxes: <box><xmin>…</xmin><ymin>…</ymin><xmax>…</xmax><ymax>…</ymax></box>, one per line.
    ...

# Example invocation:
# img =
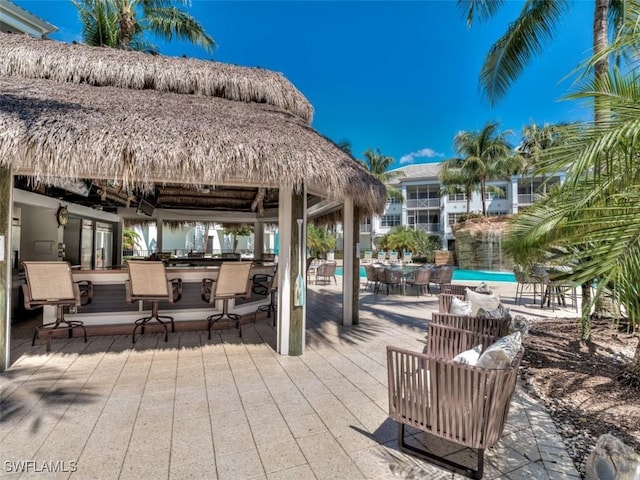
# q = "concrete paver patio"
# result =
<box><xmin>1</xmin><ymin>279</ymin><xmax>581</xmax><ymax>479</ymax></box>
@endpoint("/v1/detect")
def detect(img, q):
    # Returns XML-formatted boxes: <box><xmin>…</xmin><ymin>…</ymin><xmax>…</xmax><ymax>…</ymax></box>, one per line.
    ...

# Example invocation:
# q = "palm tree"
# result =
<box><xmin>73</xmin><ymin>0</ymin><xmax>214</xmax><ymax>53</ymax></box>
<box><xmin>306</xmin><ymin>224</ymin><xmax>336</xmax><ymax>258</ymax></box>
<box><xmin>505</xmin><ymin>65</ymin><xmax>640</xmax><ymax>383</ymax></box>
<box><xmin>518</xmin><ymin>122</ymin><xmax>569</xmax><ymax>194</ymax></box>
<box><xmin>438</xmin><ymin>158</ymin><xmax>479</xmax><ymax>214</ymax></box>
<box><xmin>73</xmin><ymin>0</ymin><xmax>119</xmax><ymax>48</ymax></box>
<box><xmin>458</xmin><ymin>0</ymin><xmax>625</xmax><ymax>122</ymax></box>
<box><xmin>449</xmin><ymin>122</ymin><xmax>514</xmax><ymax>216</ymax></box>
<box><xmin>359</xmin><ymin>148</ymin><xmax>405</xmax><ymax>200</ymax></box>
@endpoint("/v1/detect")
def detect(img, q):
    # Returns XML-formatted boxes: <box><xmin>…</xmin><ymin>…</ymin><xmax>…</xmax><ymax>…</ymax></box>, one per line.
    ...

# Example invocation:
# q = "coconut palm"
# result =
<box><xmin>449</xmin><ymin>122</ymin><xmax>515</xmax><ymax>216</ymax></box>
<box><xmin>359</xmin><ymin>148</ymin><xmax>405</xmax><ymax>201</ymax></box>
<box><xmin>518</xmin><ymin>122</ymin><xmax>570</xmax><ymax>194</ymax></box>
<box><xmin>438</xmin><ymin>158</ymin><xmax>480</xmax><ymax>214</ymax></box>
<box><xmin>458</xmin><ymin>0</ymin><xmax>625</xmax><ymax>119</ymax></box>
<box><xmin>73</xmin><ymin>0</ymin><xmax>214</xmax><ymax>53</ymax></box>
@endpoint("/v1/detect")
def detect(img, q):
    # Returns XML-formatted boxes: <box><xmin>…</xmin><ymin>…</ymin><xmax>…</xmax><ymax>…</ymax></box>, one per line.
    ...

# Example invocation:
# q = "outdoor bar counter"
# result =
<box><xmin>41</xmin><ymin>263</ymin><xmax>276</xmax><ymax>327</ymax></box>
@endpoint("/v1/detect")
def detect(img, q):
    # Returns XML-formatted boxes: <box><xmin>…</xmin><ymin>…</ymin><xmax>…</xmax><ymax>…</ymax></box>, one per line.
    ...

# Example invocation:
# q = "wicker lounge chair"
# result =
<box><xmin>201</xmin><ymin>262</ymin><xmax>253</xmax><ymax>338</ymax></box>
<box><xmin>125</xmin><ymin>260</ymin><xmax>183</xmax><ymax>343</ymax></box>
<box><xmin>431</xmin><ymin>311</ymin><xmax>511</xmax><ymax>337</ymax></box>
<box><xmin>387</xmin><ymin>324</ymin><xmax>524</xmax><ymax>479</ymax></box>
<box><xmin>23</xmin><ymin>261</ymin><xmax>92</xmax><ymax>351</ymax></box>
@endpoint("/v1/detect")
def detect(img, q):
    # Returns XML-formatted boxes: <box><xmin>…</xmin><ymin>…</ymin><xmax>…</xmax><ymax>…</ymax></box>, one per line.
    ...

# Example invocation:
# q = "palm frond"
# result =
<box><xmin>480</xmin><ymin>0</ymin><xmax>569</xmax><ymax>105</ymax></box>
<box><xmin>143</xmin><ymin>6</ymin><xmax>215</xmax><ymax>52</ymax></box>
<box><xmin>456</xmin><ymin>0</ymin><xmax>506</xmax><ymax>28</ymax></box>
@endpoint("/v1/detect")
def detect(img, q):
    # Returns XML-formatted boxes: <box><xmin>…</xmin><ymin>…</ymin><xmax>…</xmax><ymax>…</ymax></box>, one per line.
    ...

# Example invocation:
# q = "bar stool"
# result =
<box><xmin>125</xmin><ymin>260</ymin><xmax>183</xmax><ymax>343</ymax></box>
<box><xmin>22</xmin><ymin>261</ymin><xmax>93</xmax><ymax>352</ymax></box>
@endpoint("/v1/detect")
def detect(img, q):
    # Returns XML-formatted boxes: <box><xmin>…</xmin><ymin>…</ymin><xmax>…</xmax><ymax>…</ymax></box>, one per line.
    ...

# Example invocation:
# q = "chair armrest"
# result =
<box><xmin>74</xmin><ymin>280</ymin><xmax>93</xmax><ymax>306</ymax></box>
<box><xmin>168</xmin><ymin>278</ymin><xmax>182</xmax><ymax>303</ymax></box>
<box><xmin>124</xmin><ymin>279</ymin><xmax>132</xmax><ymax>304</ymax></box>
<box><xmin>22</xmin><ymin>283</ymin><xmax>38</xmax><ymax>310</ymax></box>
<box><xmin>201</xmin><ymin>278</ymin><xmax>215</xmax><ymax>302</ymax></box>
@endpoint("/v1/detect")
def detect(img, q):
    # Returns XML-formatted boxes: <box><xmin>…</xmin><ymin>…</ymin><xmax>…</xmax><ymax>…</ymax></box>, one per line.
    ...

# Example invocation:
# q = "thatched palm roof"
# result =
<box><xmin>0</xmin><ymin>33</ymin><xmax>386</xmax><ymax>215</ymax></box>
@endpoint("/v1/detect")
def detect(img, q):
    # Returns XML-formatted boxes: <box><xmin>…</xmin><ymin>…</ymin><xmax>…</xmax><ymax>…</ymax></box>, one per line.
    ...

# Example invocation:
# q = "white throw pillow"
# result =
<box><xmin>450</xmin><ymin>296</ymin><xmax>472</xmax><ymax>316</ymax></box>
<box><xmin>466</xmin><ymin>288</ymin><xmax>501</xmax><ymax>315</ymax></box>
<box><xmin>452</xmin><ymin>344</ymin><xmax>483</xmax><ymax>366</ymax></box>
<box><xmin>476</xmin><ymin>332</ymin><xmax>522</xmax><ymax>369</ymax></box>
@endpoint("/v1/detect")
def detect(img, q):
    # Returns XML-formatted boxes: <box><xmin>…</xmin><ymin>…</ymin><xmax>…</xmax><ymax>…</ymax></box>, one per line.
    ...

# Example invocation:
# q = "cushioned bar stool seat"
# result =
<box><xmin>23</xmin><ymin>261</ymin><xmax>92</xmax><ymax>352</ymax></box>
<box><xmin>125</xmin><ymin>260</ymin><xmax>182</xmax><ymax>343</ymax></box>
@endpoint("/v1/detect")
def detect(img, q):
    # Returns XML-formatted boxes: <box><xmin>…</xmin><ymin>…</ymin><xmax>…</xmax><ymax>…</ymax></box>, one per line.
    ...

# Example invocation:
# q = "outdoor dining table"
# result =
<box><xmin>374</xmin><ymin>264</ymin><xmax>423</xmax><ymax>295</ymax></box>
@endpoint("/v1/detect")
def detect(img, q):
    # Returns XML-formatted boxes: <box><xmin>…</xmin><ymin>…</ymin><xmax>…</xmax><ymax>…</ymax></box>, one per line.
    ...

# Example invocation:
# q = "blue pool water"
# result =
<box><xmin>335</xmin><ymin>266</ymin><xmax>515</xmax><ymax>283</ymax></box>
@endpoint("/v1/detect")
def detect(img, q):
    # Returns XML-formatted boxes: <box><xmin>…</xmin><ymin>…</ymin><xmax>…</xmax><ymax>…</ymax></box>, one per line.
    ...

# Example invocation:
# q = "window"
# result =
<box><xmin>485</xmin><ymin>185</ymin><xmax>507</xmax><ymax>200</ymax></box>
<box><xmin>387</xmin><ymin>197</ymin><xmax>402</xmax><ymax>204</ymax></box>
<box><xmin>448</xmin><ymin>192</ymin><xmax>466</xmax><ymax>202</ymax></box>
<box><xmin>488</xmin><ymin>211</ymin><xmax>508</xmax><ymax>217</ymax></box>
<box><xmin>381</xmin><ymin>214</ymin><xmax>401</xmax><ymax>227</ymax></box>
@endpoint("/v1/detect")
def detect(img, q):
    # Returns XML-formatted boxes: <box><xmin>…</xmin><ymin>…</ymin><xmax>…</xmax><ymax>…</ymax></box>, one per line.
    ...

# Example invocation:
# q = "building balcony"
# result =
<box><xmin>413</xmin><ymin>223</ymin><xmax>440</xmax><ymax>234</ymax></box>
<box><xmin>405</xmin><ymin>198</ymin><xmax>440</xmax><ymax>209</ymax></box>
<box><xmin>517</xmin><ymin>193</ymin><xmax>542</xmax><ymax>205</ymax></box>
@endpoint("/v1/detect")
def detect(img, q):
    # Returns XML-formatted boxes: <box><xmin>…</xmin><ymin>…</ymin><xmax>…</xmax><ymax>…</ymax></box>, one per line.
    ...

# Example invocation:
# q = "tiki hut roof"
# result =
<box><xmin>0</xmin><ymin>33</ymin><xmax>386</xmax><ymax>216</ymax></box>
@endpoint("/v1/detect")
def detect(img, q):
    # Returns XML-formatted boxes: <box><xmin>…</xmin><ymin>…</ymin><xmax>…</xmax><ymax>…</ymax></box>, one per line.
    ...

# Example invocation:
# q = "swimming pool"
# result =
<box><xmin>335</xmin><ymin>266</ymin><xmax>516</xmax><ymax>283</ymax></box>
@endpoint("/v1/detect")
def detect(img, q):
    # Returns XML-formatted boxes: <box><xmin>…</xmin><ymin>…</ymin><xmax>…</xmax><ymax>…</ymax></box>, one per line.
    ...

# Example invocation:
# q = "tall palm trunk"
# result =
<box><xmin>593</xmin><ymin>0</ymin><xmax>610</xmax><ymax>125</ymax></box>
<box><xmin>583</xmin><ymin>0</ymin><xmax>611</xmax><ymax>338</ymax></box>
<box><xmin>479</xmin><ymin>178</ymin><xmax>487</xmax><ymax>216</ymax></box>
<box><xmin>116</xmin><ymin>0</ymin><xmax>135</xmax><ymax>50</ymax></box>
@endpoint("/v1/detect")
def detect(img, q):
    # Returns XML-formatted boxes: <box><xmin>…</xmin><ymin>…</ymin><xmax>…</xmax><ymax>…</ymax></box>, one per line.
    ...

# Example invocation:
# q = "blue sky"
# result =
<box><xmin>16</xmin><ymin>1</ymin><xmax>594</xmax><ymax>168</ymax></box>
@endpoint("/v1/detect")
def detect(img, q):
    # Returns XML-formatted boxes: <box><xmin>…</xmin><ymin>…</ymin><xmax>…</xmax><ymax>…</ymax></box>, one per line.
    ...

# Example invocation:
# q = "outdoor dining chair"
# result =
<box><xmin>363</xmin><ymin>264</ymin><xmax>379</xmax><ymax>291</ymax></box>
<box><xmin>376</xmin><ymin>268</ymin><xmax>403</xmax><ymax>295</ymax></box>
<box><xmin>201</xmin><ymin>261</ymin><xmax>253</xmax><ymax>338</ymax></box>
<box><xmin>315</xmin><ymin>261</ymin><xmax>337</xmax><ymax>285</ymax></box>
<box><xmin>125</xmin><ymin>260</ymin><xmax>183</xmax><ymax>343</ymax></box>
<box><xmin>23</xmin><ymin>261</ymin><xmax>92</xmax><ymax>351</ymax></box>
<box><xmin>405</xmin><ymin>267</ymin><xmax>431</xmax><ymax>297</ymax></box>
<box><xmin>513</xmin><ymin>265</ymin><xmax>540</xmax><ymax>305</ymax></box>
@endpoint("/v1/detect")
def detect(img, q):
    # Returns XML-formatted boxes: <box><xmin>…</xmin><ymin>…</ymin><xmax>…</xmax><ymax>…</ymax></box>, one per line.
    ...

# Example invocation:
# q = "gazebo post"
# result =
<box><xmin>0</xmin><ymin>168</ymin><xmax>12</xmax><ymax>372</ymax></box>
<box><xmin>352</xmin><ymin>206</ymin><xmax>361</xmax><ymax>325</ymax></box>
<box><xmin>342</xmin><ymin>197</ymin><xmax>357</xmax><ymax>326</ymax></box>
<box><xmin>253</xmin><ymin>221</ymin><xmax>264</xmax><ymax>259</ymax></box>
<box><xmin>277</xmin><ymin>186</ymin><xmax>306</xmax><ymax>355</ymax></box>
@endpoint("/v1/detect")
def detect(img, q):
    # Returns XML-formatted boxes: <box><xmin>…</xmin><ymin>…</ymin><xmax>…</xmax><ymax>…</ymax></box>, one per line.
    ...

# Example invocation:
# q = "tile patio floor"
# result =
<box><xmin>1</xmin><ymin>280</ymin><xmax>581</xmax><ymax>479</ymax></box>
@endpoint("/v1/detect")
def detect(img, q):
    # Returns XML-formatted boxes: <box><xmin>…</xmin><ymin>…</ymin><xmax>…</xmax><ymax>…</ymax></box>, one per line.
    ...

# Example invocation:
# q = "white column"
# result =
<box><xmin>277</xmin><ymin>187</ymin><xmax>292</xmax><ymax>355</ymax></box>
<box><xmin>342</xmin><ymin>197</ymin><xmax>354</xmax><ymax>326</ymax></box>
<box><xmin>511</xmin><ymin>175</ymin><xmax>519</xmax><ymax>214</ymax></box>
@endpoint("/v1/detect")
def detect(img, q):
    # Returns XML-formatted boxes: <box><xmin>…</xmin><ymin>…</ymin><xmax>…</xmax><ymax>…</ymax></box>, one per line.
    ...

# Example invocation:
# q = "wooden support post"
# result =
<box><xmin>0</xmin><ymin>168</ymin><xmax>12</xmax><ymax>372</ymax></box>
<box><xmin>289</xmin><ymin>188</ymin><xmax>305</xmax><ymax>355</ymax></box>
<box><xmin>343</xmin><ymin>197</ymin><xmax>355</xmax><ymax>326</ymax></box>
<box><xmin>352</xmin><ymin>206</ymin><xmax>360</xmax><ymax>325</ymax></box>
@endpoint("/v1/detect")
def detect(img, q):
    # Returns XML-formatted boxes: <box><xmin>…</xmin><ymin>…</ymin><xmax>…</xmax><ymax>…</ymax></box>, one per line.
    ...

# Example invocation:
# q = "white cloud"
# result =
<box><xmin>399</xmin><ymin>147</ymin><xmax>444</xmax><ymax>165</ymax></box>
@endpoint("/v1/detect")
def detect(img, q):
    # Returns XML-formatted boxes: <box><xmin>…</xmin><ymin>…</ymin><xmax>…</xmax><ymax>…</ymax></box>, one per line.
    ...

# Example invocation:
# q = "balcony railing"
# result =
<box><xmin>413</xmin><ymin>223</ymin><xmax>440</xmax><ymax>233</ymax></box>
<box><xmin>406</xmin><ymin>198</ymin><xmax>440</xmax><ymax>209</ymax></box>
<box><xmin>518</xmin><ymin>193</ymin><xmax>542</xmax><ymax>205</ymax></box>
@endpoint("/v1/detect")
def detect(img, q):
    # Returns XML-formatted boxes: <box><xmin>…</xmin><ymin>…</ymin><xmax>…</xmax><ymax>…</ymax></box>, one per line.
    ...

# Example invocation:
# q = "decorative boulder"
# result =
<box><xmin>585</xmin><ymin>434</ymin><xmax>640</xmax><ymax>480</ymax></box>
